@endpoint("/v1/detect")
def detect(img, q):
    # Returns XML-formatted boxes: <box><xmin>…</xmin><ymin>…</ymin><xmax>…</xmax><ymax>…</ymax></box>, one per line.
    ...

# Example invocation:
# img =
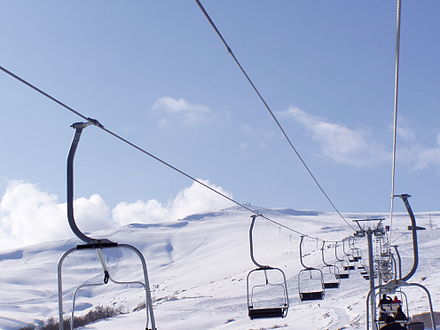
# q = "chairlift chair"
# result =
<box><xmin>351</xmin><ymin>247</ymin><xmax>362</xmax><ymax>262</ymax></box>
<box><xmin>366</xmin><ymin>195</ymin><xmax>437</xmax><ymax>330</ymax></box>
<box><xmin>320</xmin><ymin>242</ymin><xmax>340</xmax><ymax>289</ymax></box>
<box><xmin>246</xmin><ymin>215</ymin><xmax>289</xmax><ymax>319</ymax></box>
<box><xmin>57</xmin><ymin>122</ymin><xmax>156</xmax><ymax>330</ymax></box>
<box><xmin>297</xmin><ymin>236</ymin><xmax>325</xmax><ymax>301</ymax></box>
<box><xmin>334</xmin><ymin>242</ymin><xmax>349</xmax><ymax>279</ymax></box>
<box><xmin>321</xmin><ymin>265</ymin><xmax>340</xmax><ymax>289</ymax></box>
<box><xmin>342</xmin><ymin>238</ymin><xmax>356</xmax><ymax>270</ymax></box>
<box><xmin>298</xmin><ymin>268</ymin><xmax>325</xmax><ymax>301</ymax></box>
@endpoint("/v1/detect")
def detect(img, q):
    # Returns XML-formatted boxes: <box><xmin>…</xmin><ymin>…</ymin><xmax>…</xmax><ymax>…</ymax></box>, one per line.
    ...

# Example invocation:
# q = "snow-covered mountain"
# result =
<box><xmin>0</xmin><ymin>206</ymin><xmax>438</xmax><ymax>329</ymax></box>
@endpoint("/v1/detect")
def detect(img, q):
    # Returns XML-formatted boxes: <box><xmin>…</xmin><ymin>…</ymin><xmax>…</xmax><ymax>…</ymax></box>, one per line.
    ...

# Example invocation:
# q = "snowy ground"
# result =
<box><xmin>0</xmin><ymin>206</ymin><xmax>439</xmax><ymax>330</ymax></box>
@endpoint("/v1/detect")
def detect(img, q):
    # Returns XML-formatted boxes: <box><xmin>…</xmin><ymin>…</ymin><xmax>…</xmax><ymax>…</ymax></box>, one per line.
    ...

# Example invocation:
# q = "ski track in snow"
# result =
<box><xmin>0</xmin><ymin>207</ymin><xmax>439</xmax><ymax>329</ymax></box>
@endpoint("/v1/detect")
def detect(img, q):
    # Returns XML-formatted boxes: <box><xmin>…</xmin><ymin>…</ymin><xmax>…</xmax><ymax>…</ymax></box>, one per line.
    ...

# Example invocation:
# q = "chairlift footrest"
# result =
<box><xmin>248</xmin><ymin>307</ymin><xmax>287</xmax><ymax>319</ymax></box>
<box><xmin>77</xmin><ymin>242</ymin><xmax>119</xmax><ymax>250</ymax></box>
<box><xmin>324</xmin><ymin>282</ymin><xmax>339</xmax><ymax>289</ymax></box>
<box><xmin>300</xmin><ymin>292</ymin><xmax>324</xmax><ymax>301</ymax></box>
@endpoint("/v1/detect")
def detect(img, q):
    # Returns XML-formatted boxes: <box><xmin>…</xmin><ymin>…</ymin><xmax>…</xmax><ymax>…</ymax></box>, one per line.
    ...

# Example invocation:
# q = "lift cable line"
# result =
<box><xmin>194</xmin><ymin>0</ymin><xmax>356</xmax><ymax>232</ymax></box>
<box><xmin>389</xmin><ymin>0</ymin><xmax>403</xmax><ymax>243</ymax></box>
<box><xmin>0</xmin><ymin>64</ymin><xmax>343</xmax><ymax>242</ymax></box>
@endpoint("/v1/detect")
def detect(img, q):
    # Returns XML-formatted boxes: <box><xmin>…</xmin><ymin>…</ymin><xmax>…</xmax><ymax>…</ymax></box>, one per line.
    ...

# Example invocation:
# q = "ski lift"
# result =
<box><xmin>366</xmin><ymin>195</ymin><xmax>437</xmax><ymax>330</ymax></box>
<box><xmin>334</xmin><ymin>242</ymin><xmax>349</xmax><ymax>279</ymax></box>
<box><xmin>351</xmin><ymin>247</ymin><xmax>362</xmax><ymax>262</ymax></box>
<box><xmin>298</xmin><ymin>236</ymin><xmax>325</xmax><ymax>301</ymax></box>
<box><xmin>57</xmin><ymin>121</ymin><xmax>156</xmax><ymax>330</ymax></box>
<box><xmin>342</xmin><ymin>238</ymin><xmax>355</xmax><ymax>270</ymax></box>
<box><xmin>246</xmin><ymin>215</ymin><xmax>289</xmax><ymax>319</ymax></box>
<box><xmin>320</xmin><ymin>242</ymin><xmax>340</xmax><ymax>289</ymax></box>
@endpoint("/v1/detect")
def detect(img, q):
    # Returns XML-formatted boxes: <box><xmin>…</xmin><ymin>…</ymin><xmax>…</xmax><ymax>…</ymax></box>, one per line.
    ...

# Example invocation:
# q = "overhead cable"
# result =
<box><xmin>194</xmin><ymin>0</ymin><xmax>356</xmax><ymax>232</ymax></box>
<box><xmin>0</xmin><ymin>65</ymin><xmax>342</xmax><ymax>242</ymax></box>
<box><xmin>389</xmin><ymin>0</ymin><xmax>402</xmax><ymax>244</ymax></box>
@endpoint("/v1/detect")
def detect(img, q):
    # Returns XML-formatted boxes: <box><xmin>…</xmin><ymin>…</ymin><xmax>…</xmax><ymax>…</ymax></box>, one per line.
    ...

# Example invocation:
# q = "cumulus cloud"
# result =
<box><xmin>152</xmin><ymin>96</ymin><xmax>213</xmax><ymax>126</ymax></box>
<box><xmin>113</xmin><ymin>179</ymin><xmax>234</xmax><ymax>225</ymax></box>
<box><xmin>0</xmin><ymin>179</ymin><xmax>233</xmax><ymax>251</ymax></box>
<box><xmin>280</xmin><ymin>107</ymin><xmax>388</xmax><ymax>165</ymax></box>
<box><xmin>413</xmin><ymin>133</ymin><xmax>440</xmax><ymax>170</ymax></box>
<box><xmin>0</xmin><ymin>181</ymin><xmax>113</xmax><ymax>251</ymax></box>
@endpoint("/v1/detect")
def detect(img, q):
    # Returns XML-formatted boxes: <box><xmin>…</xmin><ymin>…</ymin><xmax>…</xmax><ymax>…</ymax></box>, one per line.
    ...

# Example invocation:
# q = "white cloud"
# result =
<box><xmin>413</xmin><ymin>133</ymin><xmax>440</xmax><ymax>170</ymax></box>
<box><xmin>113</xmin><ymin>179</ymin><xmax>234</xmax><ymax>225</ymax></box>
<box><xmin>0</xmin><ymin>180</ymin><xmax>233</xmax><ymax>251</ymax></box>
<box><xmin>0</xmin><ymin>181</ymin><xmax>113</xmax><ymax>251</ymax></box>
<box><xmin>280</xmin><ymin>107</ymin><xmax>388</xmax><ymax>165</ymax></box>
<box><xmin>388</xmin><ymin>116</ymin><xmax>417</xmax><ymax>142</ymax></box>
<box><xmin>152</xmin><ymin>97</ymin><xmax>213</xmax><ymax>126</ymax></box>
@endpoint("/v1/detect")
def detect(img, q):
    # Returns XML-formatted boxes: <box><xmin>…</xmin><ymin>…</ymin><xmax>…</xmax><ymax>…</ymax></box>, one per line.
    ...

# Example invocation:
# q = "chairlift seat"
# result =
<box><xmin>407</xmin><ymin>321</ymin><xmax>424</xmax><ymax>330</ymax></box>
<box><xmin>381</xmin><ymin>302</ymin><xmax>401</xmax><ymax>313</ymax></box>
<box><xmin>248</xmin><ymin>306</ymin><xmax>287</xmax><ymax>319</ymax></box>
<box><xmin>336</xmin><ymin>273</ymin><xmax>349</xmax><ymax>279</ymax></box>
<box><xmin>300</xmin><ymin>291</ymin><xmax>324</xmax><ymax>301</ymax></box>
<box><xmin>324</xmin><ymin>282</ymin><xmax>339</xmax><ymax>289</ymax></box>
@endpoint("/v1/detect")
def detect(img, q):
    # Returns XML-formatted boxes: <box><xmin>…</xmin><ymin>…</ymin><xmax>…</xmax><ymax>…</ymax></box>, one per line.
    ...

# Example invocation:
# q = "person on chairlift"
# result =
<box><xmin>380</xmin><ymin>315</ymin><xmax>405</xmax><ymax>329</ymax></box>
<box><xmin>394</xmin><ymin>306</ymin><xmax>407</xmax><ymax>321</ymax></box>
<box><xmin>393</xmin><ymin>296</ymin><xmax>402</xmax><ymax>304</ymax></box>
<box><xmin>379</xmin><ymin>294</ymin><xmax>393</xmax><ymax>306</ymax></box>
<box><xmin>379</xmin><ymin>308</ymin><xmax>389</xmax><ymax>321</ymax></box>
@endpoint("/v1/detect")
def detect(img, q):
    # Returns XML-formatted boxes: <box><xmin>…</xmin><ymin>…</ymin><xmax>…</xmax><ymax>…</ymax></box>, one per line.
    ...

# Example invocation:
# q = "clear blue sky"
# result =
<box><xmin>1</xmin><ymin>0</ymin><xmax>439</xmax><ymax>215</ymax></box>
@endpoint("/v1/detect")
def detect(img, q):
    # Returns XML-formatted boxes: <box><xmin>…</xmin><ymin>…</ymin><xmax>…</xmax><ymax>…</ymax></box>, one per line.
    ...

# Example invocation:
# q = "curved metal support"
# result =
<box><xmin>249</xmin><ymin>215</ymin><xmax>269</xmax><ymax>269</ymax></box>
<box><xmin>71</xmin><ymin>281</ymin><xmax>106</xmax><ymax>329</ymax></box>
<box><xmin>299</xmin><ymin>236</ymin><xmax>313</xmax><ymax>269</ymax></box>
<box><xmin>394</xmin><ymin>194</ymin><xmax>419</xmax><ymax>281</ymax></box>
<box><xmin>321</xmin><ymin>241</ymin><xmax>331</xmax><ymax>267</ymax></box>
<box><xmin>58</xmin><ymin>244</ymin><xmax>156</xmax><ymax>330</ymax></box>
<box><xmin>391</xmin><ymin>253</ymin><xmax>397</xmax><ymax>281</ymax></box>
<box><xmin>334</xmin><ymin>242</ymin><xmax>344</xmax><ymax>262</ymax></box>
<box><xmin>393</xmin><ymin>245</ymin><xmax>402</xmax><ymax>279</ymax></box>
<box><xmin>366</xmin><ymin>280</ymin><xmax>436</xmax><ymax>330</ymax></box>
<box><xmin>67</xmin><ymin>121</ymin><xmax>112</xmax><ymax>244</ymax></box>
<box><xmin>342</xmin><ymin>238</ymin><xmax>351</xmax><ymax>257</ymax></box>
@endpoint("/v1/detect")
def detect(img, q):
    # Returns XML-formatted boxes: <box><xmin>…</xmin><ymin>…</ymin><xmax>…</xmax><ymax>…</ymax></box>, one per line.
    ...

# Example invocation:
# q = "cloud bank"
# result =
<box><xmin>281</xmin><ymin>107</ymin><xmax>388</xmax><ymax>165</ymax></box>
<box><xmin>152</xmin><ymin>97</ymin><xmax>213</xmax><ymax>127</ymax></box>
<box><xmin>0</xmin><ymin>180</ymin><xmax>233</xmax><ymax>251</ymax></box>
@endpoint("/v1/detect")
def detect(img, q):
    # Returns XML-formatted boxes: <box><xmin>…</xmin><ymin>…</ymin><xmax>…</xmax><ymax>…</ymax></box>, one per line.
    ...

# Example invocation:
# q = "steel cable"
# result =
<box><xmin>195</xmin><ymin>0</ymin><xmax>356</xmax><ymax>232</ymax></box>
<box><xmin>0</xmin><ymin>64</ymin><xmax>344</xmax><ymax>242</ymax></box>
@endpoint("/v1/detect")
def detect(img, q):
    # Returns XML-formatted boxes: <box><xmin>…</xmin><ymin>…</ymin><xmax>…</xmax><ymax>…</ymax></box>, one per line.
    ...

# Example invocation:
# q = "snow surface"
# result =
<box><xmin>0</xmin><ymin>206</ymin><xmax>439</xmax><ymax>330</ymax></box>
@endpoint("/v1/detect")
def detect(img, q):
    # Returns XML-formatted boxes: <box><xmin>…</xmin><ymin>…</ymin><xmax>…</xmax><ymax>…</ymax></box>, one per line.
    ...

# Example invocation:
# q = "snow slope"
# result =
<box><xmin>0</xmin><ymin>206</ymin><xmax>439</xmax><ymax>330</ymax></box>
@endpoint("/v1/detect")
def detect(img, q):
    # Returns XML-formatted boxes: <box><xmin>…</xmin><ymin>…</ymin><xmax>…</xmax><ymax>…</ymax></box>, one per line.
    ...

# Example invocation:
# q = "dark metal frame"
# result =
<box><xmin>57</xmin><ymin>121</ymin><xmax>156</xmax><ymax>330</ymax></box>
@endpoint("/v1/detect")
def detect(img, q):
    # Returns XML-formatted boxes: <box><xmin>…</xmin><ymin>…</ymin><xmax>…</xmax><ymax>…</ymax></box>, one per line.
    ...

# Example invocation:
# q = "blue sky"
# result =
<box><xmin>1</xmin><ymin>0</ymin><xmax>439</xmax><ymax>236</ymax></box>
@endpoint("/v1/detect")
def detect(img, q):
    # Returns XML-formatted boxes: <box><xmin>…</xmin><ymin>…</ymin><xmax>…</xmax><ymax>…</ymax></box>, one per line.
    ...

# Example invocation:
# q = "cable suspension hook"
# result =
<box><xmin>249</xmin><ymin>214</ymin><xmax>269</xmax><ymax>269</ymax></box>
<box><xmin>321</xmin><ymin>241</ymin><xmax>331</xmax><ymax>267</ymax></box>
<box><xmin>67</xmin><ymin>119</ymin><xmax>113</xmax><ymax>244</ymax></box>
<box><xmin>394</xmin><ymin>194</ymin><xmax>420</xmax><ymax>281</ymax></box>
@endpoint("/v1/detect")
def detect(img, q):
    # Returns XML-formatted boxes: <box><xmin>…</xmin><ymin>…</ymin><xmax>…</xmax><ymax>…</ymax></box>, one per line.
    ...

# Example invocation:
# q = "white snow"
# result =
<box><xmin>0</xmin><ymin>206</ymin><xmax>438</xmax><ymax>329</ymax></box>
